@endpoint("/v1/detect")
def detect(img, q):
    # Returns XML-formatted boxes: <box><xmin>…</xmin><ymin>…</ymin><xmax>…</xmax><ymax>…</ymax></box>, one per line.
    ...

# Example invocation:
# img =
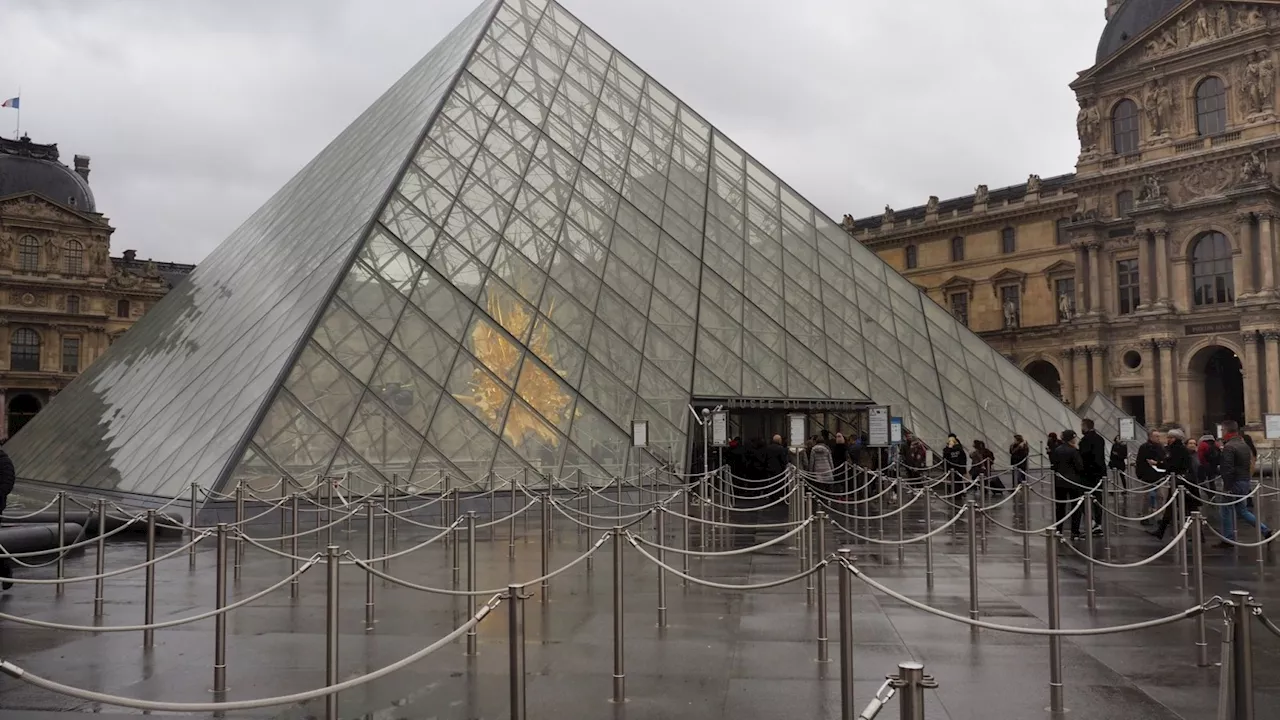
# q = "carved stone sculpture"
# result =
<box><xmin>1240</xmin><ymin>149</ymin><xmax>1270</xmax><ymax>184</ymax></box>
<box><xmin>1138</xmin><ymin>174</ymin><xmax>1166</xmax><ymax>202</ymax></box>
<box><xmin>974</xmin><ymin>185</ymin><xmax>989</xmax><ymax>204</ymax></box>
<box><xmin>926</xmin><ymin>195</ymin><xmax>939</xmax><ymax>214</ymax></box>
<box><xmin>1027</xmin><ymin>174</ymin><xmax>1041</xmax><ymax>193</ymax></box>
<box><xmin>0</xmin><ymin>235</ymin><xmax>11</xmax><ymax>258</ymax></box>
<box><xmin>89</xmin><ymin>243</ymin><xmax>108</xmax><ymax>271</ymax></box>
<box><xmin>882</xmin><ymin>205</ymin><xmax>894</xmax><ymax>224</ymax></box>
<box><xmin>1193</xmin><ymin>7</ymin><xmax>1215</xmax><ymax>43</ymax></box>
<box><xmin>44</xmin><ymin>238</ymin><xmax>60</xmax><ymax>263</ymax></box>
<box><xmin>1002</xmin><ymin>300</ymin><xmax>1019</xmax><ymax>330</ymax></box>
<box><xmin>1242</xmin><ymin>49</ymin><xmax>1276</xmax><ymax>115</ymax></box>
<box><xmin>1076</xmin><ymin>99</ymin><xmax>1101</xmax><ymax>151</ymax></box>
<box><xmin>1144</xmin><ymin>80</ymin><xmax>1172</xmax><ymax>136</ymax></box>
<box><xmin>1058</xmin><ymin>293</ymin><xmax>1073</xmax><ymax>323</ymax></box>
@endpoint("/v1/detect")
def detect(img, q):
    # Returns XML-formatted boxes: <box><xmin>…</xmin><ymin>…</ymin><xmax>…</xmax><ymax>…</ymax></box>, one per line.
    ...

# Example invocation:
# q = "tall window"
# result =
<box><xmin>63</xmin><ymin>240</ymin><xmax>83</xmax><ymax>275</ymax></box>
<box><xmin>60</xmin><ymin>337</ymin><xmax>80</xmax><ymax>373</ymax></box>
<box><xmin>18</xmin><ymin>236</ymin><xmax>40</xmax><ymax>272</ymax></box>
<box><xmin>1117</xmin><ymin>259</ymin><xmax>1140</xmax><ymax>315</ymax></box>
<box><xmin>1055</xmin><ymin>278</ymin><xmax>1076</xmax><ymax>321</ymax></box>
<box><xmin>66</xmin><ymin>295</ymin><xmax>80</xmax><ymax>314</ymax></box>
<box><xmin>999</xmin><ymin>285</ymin><xmax>1021</xmax><ymax>329</ymax></box>
<box><xmin>116</xmin><ymin>299</ymin><xmax>130</xmax><ymax>318</ymax></box>
<box><xmin>1112</xmin><ymin>99</ymin><xmax>1140</xmax><ymax>155</ymax></box>
<box><xmin>1191</xmin><ymin>231</ymin><xmax>1234</xmax><ymax>306</ymax></box>
<box><xmin>1000</xmin><ymin>227</ymin><xmax>1016</xmax><ymax>254</ymax></box>
<box><xmin>950</xmin><ymin>236</ymin><xmax>965</xmax><ymax>262</ymax></box>
<box><xmin>10</xmin><ymin>328</ymin><xmax>40</xmax><ymax>372</ymax></box>
<box><xmin>949</xmin><ymin>292</ymin><xmax>969</xmax><ymax>327</ymax></box>
<box><xmin>1056</xmin><ymin>218</ymin><xmax>1070</xmax><ymax>245</ymax></box>
<box><xmin>1195</xmin><ymin>77</ymin><xmax>1228</xmax><ymax>136</ymax></box>
<box><xmin>1116</xmin><ymin>190</ymin><xmax>1134</xmax><ymax>216</ymax></box>
<box><xmin>905</xmin><ymin>244</ymin><xmax>918</xmax><ymax>269</ymax></box>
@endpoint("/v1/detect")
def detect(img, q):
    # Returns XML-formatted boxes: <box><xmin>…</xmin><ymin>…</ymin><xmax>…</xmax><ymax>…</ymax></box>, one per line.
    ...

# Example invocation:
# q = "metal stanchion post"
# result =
<box><xmin>213</xmin><ymin>523</ymin><xmax>228</xmax><ymax>693</ymax></box>
<box><xmin>279</xmin><ymin>478</ymin><xmax>288</xmax><ymax>550</ymax></box>
<box><xmin>540</xmin><ymin>497</ymin><xmax>550</xmax><ymax>600</ymax></box>
<box><xmin>1230</xmin><ymin>590</ymin><xmax>1255</xmax><ymax>720</ymax></box>
<box><xmin>804</xmin><ymin>491</ymin><xmax>815</xmax><ymax>605</ymax></box>
<box><xmin>1192</xmin><ymin>512</ymin><xmax>1209</xmax><ymax>667</ymax></box>
<box><xmin>467</xmin><ymin>511</ymin><xmax>478</xmax><ymax>656</ymax></box>
<box><xmin>1176</xmin><ymin>486</ymin><xmax>1189</xmax><ymax>587</ymax></box>
<box><xmin>656</xmin><ymin>508</ymin><xmax>668</xmax><ymax>628</ymax></box>
<box><xmin>612</xmin><ymin>527</ymin><xmax>626</xmax><ymax>704</ymax></box>
<box><xmin>452</xmin><ymin>498</ymin><xmax>462</xmax><ymax>588</ymax></box>
<box><xmin>93</xmin><ymin>499</ymin><xmax>107</xmax><ymax>617</ymax></box>
<box><xmin>1085</xmin><ymin>493</ymin><xmax>1096</xmax><ymax>611</ymax></box>
<box><xmin>382</xmin><ymin>483</ymin><xmax>393</xmax><ymax>557</ymax></box>
<box><xmin>1046</xmin><ymin>529</ymin><xmax>1065</xmax><ymax>714</ymax></box>
<box><xmin>967</xmin><ymin>501</ymin><xmax>979</xmax><ymax>631</ymax></box>
<box><xmin>1103</xmin><ymin>478</ymin><xmax>1114</xmax><ymax>563</ymax></box>
<box><xmin>365</xmin><ymin>502</ymin><xmax>376</xmax><ymax>631</ymax></box>
<box><xmin>1256</xmin><ymin>482</ymin><xmax>1266</xmax><ymax>580</ymax></box>
<box><xmin>876</xmin><ymin>479</ymin><xmax>885</xmax><ymax>546</ymax></box>
<box><xmin>979</xmin><ymin>477</ymin><xmax>988</xmax><ymax>555</ymax></box>
<box><xmin>924</xmin><ymin>487</ymin><xmax>935</xmax><ymax>591</ymax></box>
<box><xmin>189</xmin><ymin>482</ymin><xmax>199</xmax><ymax>570</ymax></box>
<box><xmin>899</xmin><ymin>661</ymin><xmax>929</xmax><ymax>720</ymax></box>
<box><xmin>290</xmin><ymin>494</ymin><xmax>300</xmax><ymax>599</ymax></box>
<box><xmin>681</xmin><ymin>487</ymin><xmax>690</xmax><ymax>583</ymax></box>
<box><xmin>816</xmin><ymin>511</ymin><xmax>829</xmax><ymax>663</ymax></box>
<box><xmin>234</xmin><ymin>481</ymin><xmax>244</xmax><ymax>581</ymax></box>
<box><xmin>1021</xmin><ymin>484</ymin><xmax>1031</xmax><ymax>576</ymax></box>
<box><xmin>896</xmin><ymin>483</ymin><xmax>905</xmax><ymax>565</ymax></box>
<box><xmin>325</xmin><ymin>544</ymin><xmax>340</xmax><ymax>720</ymax></box>
<box><xmin>837</xmin><ymin>548</ymin><xmax>855</xmax><ymax>720</ymax></box>
<box><xmin>55</xmin><ymin>492</ymin><xmax>66</xmax><ymax>595</ymax></box>
<box><xmin>509</xmin><ymin>474</ymin><xmax>518</xmax><ymax>558</ymax></box>
<box><xmin>390</xmin><ymin>475</ymin><xmax>400</xmax><ymax>542</ymax></box>
<box><xmin>508</xmin><ymin>584</ymin><xmax>526</xmax><ymax>720</ymax></box>
<box><xmin>143</xmin><ymin>509</ymin><xmax>157</xmax><ymax>648</ymax></box>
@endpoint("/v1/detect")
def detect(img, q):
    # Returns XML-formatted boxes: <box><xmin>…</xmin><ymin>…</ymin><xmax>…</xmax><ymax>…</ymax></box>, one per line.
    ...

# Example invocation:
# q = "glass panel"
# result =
<box><xmin>579</xmin><ymin>358</ymin><xmax>636</xmax><ymax>428</ymax></box>
<box><xmin>480</xmin><ymin>276</ymin><xmax>537</xmax><ymax>343</ymax></box>
<box><xmin>428</xmin><ymin>399</ymin><xmax>499</xmax><ymax>482</ymax></box>
<box><xmin>501</xmin><ymin>400</ymin><xmax>565</xmax><ymax>471</ymax></box>
<box><xmin>463</xmin><ymin>314</ymin><xmax>523</xmax><ymax>386</ymax></box>
<box><xmin>516</xmin><ymin>357</ymin><xmax>575</xmax><ymax>431</ymax></box>
<box><xmin>312</xmin><ymin>301</ymin><xmax>385</xmax><ymax>384</ymax></box>
<box><xmin>638</xmin><ymin>360</ymin><xmax>690</xmax><ymax>425</ymax></box>
<box><xmin>529</xmin><ymin>315</ymin><xmax>587</xmax><ymax>385</ymax></box>
<box><xmin>335</xmin><ymin>260</ymin><xmax>408</xmax><ymax>338</ymax></box>
<box><xmin>447</xmin><ymin>352</ymin><xmax>511</xmax><ymax>433</ymax></box>
<box><xmin>588</xmin><ymin>322</ymin><xmax>642</xmax><ymax>387</ymax></box>
<box><xmin>370</xmin><ymin>346</ymin><xmax>442</xmax><ymax>435</ymax></box>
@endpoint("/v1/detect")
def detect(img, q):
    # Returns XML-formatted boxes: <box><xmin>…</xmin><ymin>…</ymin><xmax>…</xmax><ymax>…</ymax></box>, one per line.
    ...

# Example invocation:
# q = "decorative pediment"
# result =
<box><xmin>0</xmin><ymin>193</ymin><xmax>102</xmax><ymax>227</ymax></box>
<box><xmin>1042</xmin><ymin>259</ymin><xmax>1076</xmax><ymax>277</ymax></box>
<box><xmin>1084</xmin><ymin>2</ymin><xmax>1274</xmax><ymax>79</ymax></box>
<box><xmin>940</xmin><ymin>275</ymin><xmax>975</xmax><ymax>292</ymax></box>
<box><xmin>989</xmin><ymin>268</ymin><xmax>1027</xmax><ymax>298</ymax></box>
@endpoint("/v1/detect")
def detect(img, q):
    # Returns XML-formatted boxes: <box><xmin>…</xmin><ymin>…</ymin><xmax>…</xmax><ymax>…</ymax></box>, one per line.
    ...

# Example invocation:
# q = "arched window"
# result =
<box><xmin>1116</xmin><ymin>190</ymin><xmax>1134</xmax><ymax>216</ymax></box>
<box><xmin>1000</xmin><ymin>227</ymin><xmax>1016</xmax><ymax>254</ymax></box>
<box><xmin>1111</xmin><ymin>99</ymin><xmax>1140</xmax><ymax>155</ymax></box>
<box><xmin>10</xmin><ymin>328</ymin><xmax>40</xmax><ymax>372</ymax></box>
<box><xmin>116</xmin><ymin>299</ymin><xmax>131</xmax><ymax>318</ymax></box>
<box><xmin>63</xmin><ymin>240</ymin><xmax>84</xmax><ymax>275</ymax></box>
<box><xmin>950</xmin><ymin>236</ymin><xmax>965</xmax><ymax>262</ymax></box>
<box><xmin>905</xmin><ymin>244</ymin><xmax>918</xmax><ymax>269</ymax></box>
<box><xmin>1195</xmin><ymin>77</ymin><xmax>1227</xmax><ymax>136</ymax></box>
<box><xmin>18</xmin><ymin>236</ymin><xmax>40</xmax><ymax>272</ymax></box>
<box><xmin>1191</xmin><ymin>231</ymin><xmax>1234</xmax><ymax>307</ymax></box>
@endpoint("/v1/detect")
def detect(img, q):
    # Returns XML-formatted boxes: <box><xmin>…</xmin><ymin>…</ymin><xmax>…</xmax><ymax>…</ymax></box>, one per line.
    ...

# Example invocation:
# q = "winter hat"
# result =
<box><xmin>1199</xmin><ymin>434</ymin><xmax>1215</xmax><ymax>443</ymax></box>
<box><xmin>1060</xmin><ymin>429</ymin><xmax>1078</xmax><ymax>442</ymax></box>
<box><xmin>1167</xmin><ymin>428</ymin><xmax>1186</xmax><ymax>440</ymax></box>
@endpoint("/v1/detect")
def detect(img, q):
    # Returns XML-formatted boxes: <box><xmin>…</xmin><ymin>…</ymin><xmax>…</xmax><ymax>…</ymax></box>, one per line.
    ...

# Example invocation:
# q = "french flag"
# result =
<box><xmin>0</xmin><ymin>98</ymin><xmax>17</xmax><ymax>109</ymax></box>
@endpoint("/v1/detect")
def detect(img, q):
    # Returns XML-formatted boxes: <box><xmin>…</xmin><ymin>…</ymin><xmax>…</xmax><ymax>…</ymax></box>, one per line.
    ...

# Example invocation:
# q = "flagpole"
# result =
<box><xmin>13</xmin><ymin>88</ymin><xmax>19</xmax><ymax>139</ymax></box>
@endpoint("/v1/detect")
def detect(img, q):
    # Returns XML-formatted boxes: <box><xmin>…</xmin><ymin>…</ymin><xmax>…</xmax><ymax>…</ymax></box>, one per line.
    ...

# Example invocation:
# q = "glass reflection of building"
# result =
<box><xmin>3</xmin><ymin>0</ymin><xmax>1080</xmax><ymax>499</ymax></box>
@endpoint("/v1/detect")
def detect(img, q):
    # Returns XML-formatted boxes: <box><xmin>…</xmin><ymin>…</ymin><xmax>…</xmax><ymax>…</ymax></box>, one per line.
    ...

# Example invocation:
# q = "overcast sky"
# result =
<box><xmin>0</xmin><ymin>0</ymin><xmax>1105</xmax><ymax>265</ymax></box>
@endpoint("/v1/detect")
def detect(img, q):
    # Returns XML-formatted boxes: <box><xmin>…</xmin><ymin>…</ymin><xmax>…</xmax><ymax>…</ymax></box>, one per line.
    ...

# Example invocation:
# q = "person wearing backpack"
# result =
<box><xmin>1197</xmin><ymin>434</ymin><xmax>1221</xmax><ymax>491</ymax></box>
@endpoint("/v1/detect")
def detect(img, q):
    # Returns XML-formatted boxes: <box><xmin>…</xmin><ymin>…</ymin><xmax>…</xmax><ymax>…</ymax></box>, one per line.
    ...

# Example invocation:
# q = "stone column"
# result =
<box><xmin>1072</xmin><ymin>348</ymin><xmax>1090</xmax><ymax>407</ymax></box>
<box><xmin>1157</xmin><ymin>339</ymin><xmax>1178</xmax><ymax>424</ymax></box>
<box><xmin>1088</xmin><ymin>346</ymin><xmax>1107</xmax><ymax>396</ymax></box>
<box><xmin>1059</xmin><ymin>348</ymin><xmax>1076</xmax><ymax>406</ymax></box>
<box><xmin>1154</xmin><ymin>229</ymin><xmax>1171</xmax><ymax>309</ymax></box>
<box><xmin>0</xmin><ymin>389</ymin><xmax>8</xmax><ymax>440</ymax></box>
<box><xmin>1242</xmin><ymin>331</ymin><xmax>1264</xmax><ymax>426</ymax></box>
<box><xmin>1261</xmin><ymin>212</ymin><xmax>1277</xmax><ymax>296</ymax></box>
<box><xmin>1237</xmin><ymin>213</ymin><xmax>1256</xmax><ymax>299</ymax></box>
<box><xmin>1137</xmin><ymin>231</ymin><xmax>1152</xmax><ymax>309</ymax></box>
<box><xmin>1087</xmin><ymin>243</ymin><xmax>1102</xmax><ymax>314</ymax></box>
<box><xmin>1266</xmin><ymin>331</ymin><xmax>1280</xmax><ymax>415</ymax></box>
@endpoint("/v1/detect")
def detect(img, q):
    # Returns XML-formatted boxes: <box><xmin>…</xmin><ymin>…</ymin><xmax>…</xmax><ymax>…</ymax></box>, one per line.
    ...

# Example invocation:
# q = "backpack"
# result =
<box><xmin>1205</xmin><ymin>443</ymin><xmax>1222</xmax><ymax>475</ymax></box>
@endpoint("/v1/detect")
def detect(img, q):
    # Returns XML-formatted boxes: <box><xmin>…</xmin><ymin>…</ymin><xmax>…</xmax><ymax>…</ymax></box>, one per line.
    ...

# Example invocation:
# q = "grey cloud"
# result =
<box><xmin>0</xmin><ymin>0</ymin><xmax>1104</xmax><ymax>263</ymax></box>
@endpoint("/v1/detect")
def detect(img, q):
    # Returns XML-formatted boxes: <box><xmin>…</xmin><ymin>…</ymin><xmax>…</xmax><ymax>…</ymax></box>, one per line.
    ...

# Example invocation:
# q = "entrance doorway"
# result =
<box><xmin>1189</xmin><ymin>345</ymin><xmax>1245</xmax><ymax>434</ymax></box>
<box><xmin>1025</xmin><ymin>360</ymin><xmax>1063</xmax><ymax>400</ymax></box>
<box><xmin>1120</xmin><ymin>395</ymin><xmax>1147</xmax><ymax>427</ymax></box>
<box><xmin>7</xmin><ymin>393</ymin><xmax>42</xmax><ymax>438</ymax></box>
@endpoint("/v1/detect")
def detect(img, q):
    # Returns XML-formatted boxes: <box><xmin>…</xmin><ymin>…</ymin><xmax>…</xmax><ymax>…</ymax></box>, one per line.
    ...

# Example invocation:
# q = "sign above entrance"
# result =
<box><xmin>1185</xmin><ymin>320</ymin><xmax>1240</xmax><ymax>336</ymax></box>
<box><xmin>868</xmin><ymin>406</ymin><xmax>890</xmax><ymax>447</ymax></box>
<box><xmin>1266</xmin><ymin>414</ymin><xmax>1280</xmax><ymax>441</ymax></box>
<box><xmin>702</xmin><ymin>397</ymin><xmax>869</xmax><ymax>412</ymax></box>
<box><xmin>787</xmin><ymin>414</ymin><xmax>806</xmax><ymax>449</ymax></box>
<box><xmin>1118</xmin><ymin>417</ymin><xmax>1136</xmax><ymax>442</ymax></box>
<box><xmin>710</xmin><ymin>411</ymin><xmax>728</xmax><ymax>446</ymax></box>
<box><xmin>631</xmin><ymin>420</ymin><xmax>648</xmax><ymax>448</ymax></box>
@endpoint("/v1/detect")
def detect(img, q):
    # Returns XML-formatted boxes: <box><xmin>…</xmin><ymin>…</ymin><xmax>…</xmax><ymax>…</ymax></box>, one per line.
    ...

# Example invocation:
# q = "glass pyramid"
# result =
<box><xmin>4</xmin><ymin>0</ymin><xmax>1080</xmax><ymax>498</ymax></box>
<box><xmin>1077</xmin><ymin>391</ymin><xmax>1148</xmax><ymax>455</ymax></box>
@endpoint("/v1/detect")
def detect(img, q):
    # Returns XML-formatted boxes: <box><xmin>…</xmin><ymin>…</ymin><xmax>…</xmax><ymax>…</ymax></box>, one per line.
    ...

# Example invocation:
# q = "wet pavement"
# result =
<box><xmin>0</xmin><ymin>484</ymin><xmax>1278</xmax><ymax>719</ymax></box>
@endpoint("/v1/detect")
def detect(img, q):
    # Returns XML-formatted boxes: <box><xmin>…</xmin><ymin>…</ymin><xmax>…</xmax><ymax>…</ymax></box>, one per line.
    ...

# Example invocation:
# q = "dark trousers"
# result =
<box><xmin>1054</xmin><ymin>486</ymin><xmax>1084</xmax><ymax>536</ymax></box>
<box><xmin>1154</xmin><ymin>486</ymin><xmax>1202</xmax><ymax>538</ymax></box>
<box><xmin>0</xmin><ymin>495</ymin><xmax>9</xmax><ymax>578</ymax></box>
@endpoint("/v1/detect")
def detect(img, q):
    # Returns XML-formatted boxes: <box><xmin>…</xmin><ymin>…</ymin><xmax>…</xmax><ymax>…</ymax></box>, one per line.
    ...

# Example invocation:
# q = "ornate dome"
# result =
<box><xmin>0</xmin><ymin>135</ymin><xmax>96</xmax><ymax>213</ymax></box>
<box><xmin>1096</xmin><ymin>0</ymin><xmax>1184</xmax><ymax>63</ymax></box>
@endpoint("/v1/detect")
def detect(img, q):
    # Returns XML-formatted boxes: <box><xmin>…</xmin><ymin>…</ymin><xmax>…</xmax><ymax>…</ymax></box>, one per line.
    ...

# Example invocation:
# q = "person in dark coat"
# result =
<box><xmin>942</xmin><ymin>434</ymin><xmax>967</xmax><ymax>497</ymax></box>
<box><xmin>1108</xmin><ymin>434</ymin><xmax>1128</xmax><ymax>489</ymax></box>
<box><xmin>0</xmin><ymin>446</ymin><xmax>15</xmax><ymax>590</ymax></box>
<box><xmin>1078</xmin><ymin>419</ymin><xmax>1106</xmax><ymax>533</ymax></box>
<box><xmin>830</xmin><ymin>433</ymin><xmax>850</xmax><ymax>492</ymax></box>
<box><xmin>1051</xmin><ymin>429</ymin><xmax>1087</xmax><ymax>540</ymax></box>
<box><xmin>1150</xmin><ymin>428</ymin><xmax>1197</xmax><ymax>540</ymax></box>
<box><xmin>764</xmin><ymin>434</ymin><xmax>789</xmax><ymax>479</ymax></box>
<box><xmin>1135</xmin><ymin>429</ymin><xmax>1166</xmax><ymax>522</ymax></box>
<box><xmin>1009</xmin><ymin>435</ymin><xmax>1030</xmax><ymax>486</ymax></box>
